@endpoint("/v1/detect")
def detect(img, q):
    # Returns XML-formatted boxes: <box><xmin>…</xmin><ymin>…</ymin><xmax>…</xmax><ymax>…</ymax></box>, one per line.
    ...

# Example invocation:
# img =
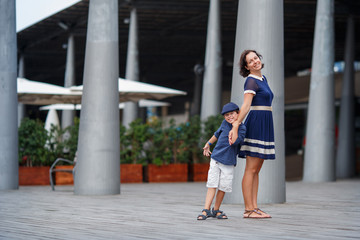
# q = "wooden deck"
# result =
<box><xmin>0</xmin><ymin>179</ymin><xmax>359</xmax><ymax>239</ymax></box>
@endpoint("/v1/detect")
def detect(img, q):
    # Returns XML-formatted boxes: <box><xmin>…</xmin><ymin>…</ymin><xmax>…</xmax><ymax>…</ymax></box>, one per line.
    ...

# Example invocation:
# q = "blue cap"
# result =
<box><xmin>221</xmin><ymin>102</ymin><xmax>239</xmax><ymax>115</ymax></box>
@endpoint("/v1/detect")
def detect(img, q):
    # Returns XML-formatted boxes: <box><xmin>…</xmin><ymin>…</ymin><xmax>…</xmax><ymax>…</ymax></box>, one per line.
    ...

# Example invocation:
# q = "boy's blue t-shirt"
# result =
<box><xmin>211</xmin><ymin>120</ymin><xmax>246</xmax><ymax>166</ymax></box>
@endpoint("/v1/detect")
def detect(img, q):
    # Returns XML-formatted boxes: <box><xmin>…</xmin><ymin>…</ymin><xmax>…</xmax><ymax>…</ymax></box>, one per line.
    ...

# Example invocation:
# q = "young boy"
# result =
<box><xmin>197</xmin><ymin>102</ymin><xmax>246</xmax><ymax>220</ymax></box>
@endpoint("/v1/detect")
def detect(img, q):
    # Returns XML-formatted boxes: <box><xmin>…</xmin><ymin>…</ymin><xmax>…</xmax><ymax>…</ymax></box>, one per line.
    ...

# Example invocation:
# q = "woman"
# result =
<box><xmin>229</xmin><ymin>50</ymin><xmax>275</xmax><ymax>219</ymax></box>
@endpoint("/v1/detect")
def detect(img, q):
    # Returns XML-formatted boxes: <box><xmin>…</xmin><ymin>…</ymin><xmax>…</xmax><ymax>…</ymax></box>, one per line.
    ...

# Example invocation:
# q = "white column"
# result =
<box><xmin>200</xmin><ymin>0</ymin><xmax>222</xmax><ymax>121</ymax></box>
<box><xmin>303</xmin><ymin>0</ymin><xmax>335</xmax><ymax>182</ymax></box>
<box><xmin>18</xmin><ymin>55</ymin><xmax>26</xmax><ymax>127</ymax></box>
<box><xmin>190</xmin><ymin>64</ymin><xmax>203</xmax><ymax>116</ymax></box>
<box><xmin>62</xmin><ymin>34</ymin><xmax>76</xmax><ymax>129</ymax></box>
<box><xmin>123</xmin><ymin>7</ymin><xmax>139</xmax><ymax>127</ymax></box>
<box><xmin>225</xmin><ymin>0</ymin><xmax>285</xmax><ymax>204</ymax></box>
<box><xmin>74</xmin><ymin>0</ymin><xmax>120</xmax><ymax>195</ymax></box>
<box><xmin>0</xmin><ymin>0</ymin><xmax>18</xmax><ymax>190</ymax></box>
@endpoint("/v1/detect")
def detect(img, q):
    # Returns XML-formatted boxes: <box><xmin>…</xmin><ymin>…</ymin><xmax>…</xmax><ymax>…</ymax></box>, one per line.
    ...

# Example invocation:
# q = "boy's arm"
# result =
<box><xmin>229</xmin><ymin>94</ymin><xmax>253</xmax><ymax>144</ymax></box>
<box><xmin>232</xmin><ymin>124</ymin><xmax>246</xmax><ymax>145</ymax></box>
<box><xmin>203</xmin><ymin>135</ymin><xmax>217</xmax><ymax>157</ymax></box>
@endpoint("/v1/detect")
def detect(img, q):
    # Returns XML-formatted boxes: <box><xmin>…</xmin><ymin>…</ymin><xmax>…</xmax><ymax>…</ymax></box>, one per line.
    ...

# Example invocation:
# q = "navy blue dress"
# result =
<box><xmin>238</xmin><ymin>74</ymin><xmax>275</xmax><ymax>160</ymax></box>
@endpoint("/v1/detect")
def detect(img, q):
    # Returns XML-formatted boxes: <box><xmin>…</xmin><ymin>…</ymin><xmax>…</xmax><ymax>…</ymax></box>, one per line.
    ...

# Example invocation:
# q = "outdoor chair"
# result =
<box><xmin>49</xmin><ymin>157</ymin><xmax>76</xmax><ymax>191</ymax></box>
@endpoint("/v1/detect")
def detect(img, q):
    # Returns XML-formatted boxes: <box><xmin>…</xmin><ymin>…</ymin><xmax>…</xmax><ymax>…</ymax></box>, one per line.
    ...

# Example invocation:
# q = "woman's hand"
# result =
<box><xmin>228</xmin><ymin>93</ymin><xmax>253</xmax><ymax>145</ymax></box>
<box><xmin>203</xmin><ymin>143</ymin><xmax>212</xmax><ymax>157</ymax></box>
<box><xmin>229</xmin><ymin>128</ymin><xmax>237</xmax><ymax>145</ymax></box>
<box><xmin>229</xmin><ymin>114</ymin><xmax>240</xmax><ymax>145</ymax></box>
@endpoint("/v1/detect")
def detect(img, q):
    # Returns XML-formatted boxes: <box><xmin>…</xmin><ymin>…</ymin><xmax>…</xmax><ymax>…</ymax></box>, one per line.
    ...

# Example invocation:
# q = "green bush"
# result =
<box><xmin>18</xmin><ymin>118</ymin><xmax>50</xmax><ymax>166</ymax></box>
<box><xmin>18</xmin><ymin>117</ymin><xmax>80</xmax><ymax>167</ymax></box>
<box><xmin>145</xmin><ymin>119</ymin><xmax>172</xmax><ymax>165</ymax></box>
<box><xmin>120</xmin><ymin>119</ymin><xmax>149</xmax><ymax>165</ymax></box>
<box><xmin>18</xmin><ymin>114</ymin><xmax>225</xmax><ymax>167</ymax></box>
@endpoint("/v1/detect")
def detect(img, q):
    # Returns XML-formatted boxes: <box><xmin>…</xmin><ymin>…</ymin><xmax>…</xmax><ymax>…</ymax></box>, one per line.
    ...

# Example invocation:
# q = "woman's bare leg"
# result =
<box><xmin>242</xmin><ymin>156</ymin><xmax>266</xmax><ymax>218</ymax></box>
<box><xmin>252</xmin><ymin>157</ymin><xmax>263</xmax><ymax>209</ymax></box>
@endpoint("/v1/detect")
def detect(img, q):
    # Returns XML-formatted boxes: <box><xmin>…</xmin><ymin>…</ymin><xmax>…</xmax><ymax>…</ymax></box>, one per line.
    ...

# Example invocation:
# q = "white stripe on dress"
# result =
<box><xmin>244</xmin><ymin>138</ymin><xmax>275</xmax><ymax>146</ymax></box>
<box><xmin>240</xmin><ymin>145</ymin><xmax>275</xmax><ymax>155</ymax></box>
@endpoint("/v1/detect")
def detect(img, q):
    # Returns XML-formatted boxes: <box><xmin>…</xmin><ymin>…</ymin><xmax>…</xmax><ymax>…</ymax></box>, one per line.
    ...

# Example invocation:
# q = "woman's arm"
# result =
<box><xmin>229</xmin><ymin>93</ymin><xmax>254</xmax><ymax>145</ymax></box>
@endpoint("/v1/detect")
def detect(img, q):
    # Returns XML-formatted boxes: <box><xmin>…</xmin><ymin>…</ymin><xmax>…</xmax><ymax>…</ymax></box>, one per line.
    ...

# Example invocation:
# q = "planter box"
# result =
<box><xmin>121</xmin><ymin>164</ymin><xmax>143</xmax><ymax>183</ymax></box>
<box><xmin>144</xmin><ymin>164</ymin><xmax>188</xmax><ymax>183</ymax></box>
<box><xmin>188</xmin><ymin>163</ymin><xmax>209</xmax><ymax>182</ymax></box>
<box><xmin>19</xmin><ymin>166</ymin><xmax>50</xmax><ymax>186</ymax></box>
<box><xmin>54</xmin><ymin>166</ymin><xmax>74</xmax><ymax>185</ymax></box>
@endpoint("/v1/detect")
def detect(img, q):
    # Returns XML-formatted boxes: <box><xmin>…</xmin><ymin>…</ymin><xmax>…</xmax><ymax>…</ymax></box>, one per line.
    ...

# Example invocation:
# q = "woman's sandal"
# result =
<box><xmin>197</xmin><ymin>209</ymin><xmax>213</xmax><ymax>220</ymax></box>
<box><xmin>255</xmin><ymin>208</ymin><xmax>271</xmax><ymax>218</ymax></box>
<box><xmin>212</xmin><ymin>208</ymin><xmax>228</xmax><ymax>219</ymax></box>
<box><xmin>243</xmin><ymin>209</ymin><xmax>267</xmax><ymax>219</ymax></box>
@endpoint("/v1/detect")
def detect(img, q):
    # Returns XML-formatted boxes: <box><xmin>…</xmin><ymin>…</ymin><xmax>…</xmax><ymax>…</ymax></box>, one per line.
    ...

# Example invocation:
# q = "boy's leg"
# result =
<box><xmin>197</xmin><ymin>188</ymin><xmax>216</xmax><ymax>219</ymax></box>
<box><xmin>213</xmin><ymin>163</ymin><xmax>233</xmax><ymax>219</ymax></box>
<box><xmin>213</xmin><ymin>190</ymin><xmax>225</xmax><ymax>210</ymax></box>
<box><xmin>213</xmin><ymin>190</ymin><xmax>228</xmax><ymax>219</ymax></box>
<box><xmin>204</xmin><ymin>159</ymin><xmax>220</xmax><ymax>210</ymax></box>
<box><xmin>204</xmin><ymin>188</ymin><xmax>216</xmax><ymax>210</ymax></box>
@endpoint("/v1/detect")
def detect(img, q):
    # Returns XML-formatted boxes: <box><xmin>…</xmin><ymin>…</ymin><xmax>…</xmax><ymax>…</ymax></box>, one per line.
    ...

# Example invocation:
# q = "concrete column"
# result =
<box><xmin>336</xmin><ymin>16</ymin><xmax>355</xmax><ymax>178</ymax></box>
<box><xmin>190</xmin><ymin>64</ymin><xmax>203</xmax><ymax>116</ymax></box>
<box><xmin>303</xmin><ymin>0</ymin><xmax>335</xmax><ymax>182</ymax></box>
<box><xmin>0</xmin><ymin>0</ymin><xmax>18</xmax><ymax>190</ymax></box>
<box><xmin>122</xmin><ymin>7</ymin><xmax>139</xmax><ymax>127</ymax></box>
<box><xmin>74</xmin><ymin>0</ymin><xmax>120</xmax><ymax>195</ymax></box>
<box><xmin>200</xmin><ymin>0</ymin><xmax>222</xmax><ymax>121</ymax></box>
<box><xmin>18</xmin><ymin>55</ymin><xmax>26</xmax><ymax>127</ymax></box>
<box><xmin>62</xmin><ymin>34</ymin><xmax>76</xmax><ymax>129</ymax></box>
<box><xmin>224</xmin><ymin>0</ymin><xmax>285</xmax><ymax>204</ymax></box>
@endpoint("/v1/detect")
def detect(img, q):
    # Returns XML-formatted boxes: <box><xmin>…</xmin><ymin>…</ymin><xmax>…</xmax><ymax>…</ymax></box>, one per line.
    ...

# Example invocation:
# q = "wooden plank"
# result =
<box><xmin>0</xmin><ymin>180</ymin><xmax>359</xmax><ymax>239</ymax></box>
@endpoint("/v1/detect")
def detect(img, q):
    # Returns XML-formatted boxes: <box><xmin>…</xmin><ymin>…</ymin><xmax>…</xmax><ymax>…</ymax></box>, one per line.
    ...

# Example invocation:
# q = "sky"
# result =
<box><xmin>16</xmin><ymin>0</ymin><xmax>81</xmax><ymax>32</ymax></box>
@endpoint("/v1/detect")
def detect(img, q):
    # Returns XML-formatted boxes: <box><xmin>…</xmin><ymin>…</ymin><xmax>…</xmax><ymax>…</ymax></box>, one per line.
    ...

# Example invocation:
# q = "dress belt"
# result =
<box><xmin>251</xmin><ymin>106</ymin><xmax>272</xmax><ymax>111</ymax></box>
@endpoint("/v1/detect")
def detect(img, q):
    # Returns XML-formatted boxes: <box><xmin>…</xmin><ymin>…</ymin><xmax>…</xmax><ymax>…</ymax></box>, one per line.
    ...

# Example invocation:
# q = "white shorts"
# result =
<box><xmin>206</xmin><ymin>159</ymin><xmax>234</xmax><ymax>192</ymax></box>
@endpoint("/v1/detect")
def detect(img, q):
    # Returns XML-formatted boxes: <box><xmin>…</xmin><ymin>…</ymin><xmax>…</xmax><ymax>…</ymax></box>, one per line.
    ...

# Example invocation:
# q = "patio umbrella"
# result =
<box><xmin>70</xmin><ymin>78</ymin><xmax>186</xmax><ymax>102</ymax></box>
<box><xmin>39</xmin><ymin>99</ymin><xmax>171</xmax><ymax>111</ymax></box>
<box><xmin>17</xmin><ymin>77</ymin><xmax>82</xmax><ymax>105</ymax></box>
<box><xmin>18</xmin><ymin>77</ymin><xmax>186</xmax><ymax>105</ymax></box>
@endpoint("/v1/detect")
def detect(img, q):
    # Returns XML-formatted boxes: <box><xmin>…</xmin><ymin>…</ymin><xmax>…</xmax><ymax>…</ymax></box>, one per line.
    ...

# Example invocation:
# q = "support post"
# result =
<box><xmin>123</xmin><ymin>7</ymin><xmax>139</xmax><ymax>127</ymax></box>
<box><xmin>336</xmin><ymin>16</ymin><xmax>355</xmax><ymax>178</ymax></box>
<box><xmin>225</xmin><ymin>0</ymin><xmax>285</xmax><ymax>204</ymax></box>
<box><xmin>62</xmin><ymin>34</ymin><xmax>76</xmax><ymax>129</ymax></box>
<box><xmin>74</xmin><ymin>0</ymin><xmax>120</xmax><ymax>195</ymax></box>
<box><xmin>18</xmin><ymin>55</ymin><xmax>26</xmax><ymax>127</ymax></box>
<box><xmin>200</xmin><ymin>0</ymin><xmax>222</xmax><ymax>121</ymax></box>
<box><xmin>303</xmin><ymin>0</ymin><xmax>335</xmax><ymax>182</ymax></box>
<box><xmin>0</xmin><ymin>0</ymin><xmax>18</xmax><ymax>190</ymax></box>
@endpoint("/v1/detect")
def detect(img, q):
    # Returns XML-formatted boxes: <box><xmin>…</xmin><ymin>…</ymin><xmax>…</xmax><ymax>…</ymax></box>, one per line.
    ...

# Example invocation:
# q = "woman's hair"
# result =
<box><xmin>238</xmin><ymin>50</ymin><xmax>264</xmax><ymax>77</ymax></box>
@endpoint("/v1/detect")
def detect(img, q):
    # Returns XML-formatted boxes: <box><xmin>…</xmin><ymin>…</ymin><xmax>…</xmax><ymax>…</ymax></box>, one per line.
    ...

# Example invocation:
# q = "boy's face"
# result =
<box><xmin>224</xmin><ymin>111</ymin><xmax>239</xmax><ymax>124</ymax></box>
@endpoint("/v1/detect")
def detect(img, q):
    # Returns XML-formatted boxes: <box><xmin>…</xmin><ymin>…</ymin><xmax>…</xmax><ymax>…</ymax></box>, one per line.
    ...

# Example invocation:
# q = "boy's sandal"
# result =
<box><xmin>255</xmin><ymin>208</ymin><xmax>272</xmax><ymax>218</ymax></box>
<box><xmin>212</xmin><ymin>208</ymin><xmax>228</xmax><ymax>219</ymax></box>
<box><xmin>243</xmin><ymin>209</ymin><xmax>267</xmax><ymax>219</ymax></box>
<box><xmin>197</xmin><ymin>209</ymin><xmax>213</xmax><ymax>220</ymax></box>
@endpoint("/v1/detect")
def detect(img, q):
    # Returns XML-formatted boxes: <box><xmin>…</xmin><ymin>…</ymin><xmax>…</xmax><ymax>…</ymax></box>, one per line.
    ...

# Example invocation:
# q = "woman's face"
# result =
<box><xmin>245</xmin><ymin>51</ymin><xmax>262</xmax><ymax>73</ymax></box>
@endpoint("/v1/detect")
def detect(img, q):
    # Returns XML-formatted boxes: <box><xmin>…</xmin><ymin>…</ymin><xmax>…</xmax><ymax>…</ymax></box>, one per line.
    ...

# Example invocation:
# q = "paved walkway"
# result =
<box><xmin>0</xmin><ymin>179</ymin><xmax>359</xmax><ymax>240</ymax></box>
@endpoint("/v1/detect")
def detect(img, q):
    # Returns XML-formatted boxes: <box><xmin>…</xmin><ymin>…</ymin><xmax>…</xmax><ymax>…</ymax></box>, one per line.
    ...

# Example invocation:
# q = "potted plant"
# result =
<box><xmin>18</xmin><ymin>118</ymin><xmax>52</xmax><ymax>185</ymax></box>
<box><xmin>144</xmin><ymin>119</ymin><xmax>188</xmax><ymax>182</ymax></box>
<box><xmin>119</xmin><ymin>119</ymin><xmax>146</xmax><ymax>183</ymax></box>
